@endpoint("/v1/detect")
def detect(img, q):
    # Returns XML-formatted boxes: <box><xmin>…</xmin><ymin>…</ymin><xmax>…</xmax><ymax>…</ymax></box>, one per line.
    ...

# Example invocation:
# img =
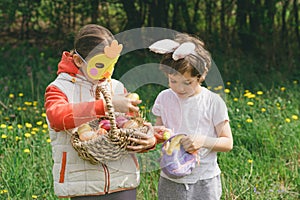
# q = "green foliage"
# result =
<box><xmin>0</xmin><ymin>44</ymin><xmax>59</xmax><ymax>101</ymax></box>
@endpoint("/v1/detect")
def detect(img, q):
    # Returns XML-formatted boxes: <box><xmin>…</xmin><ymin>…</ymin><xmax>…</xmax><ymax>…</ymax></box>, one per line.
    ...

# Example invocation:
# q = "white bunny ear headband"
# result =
<box><xmin>149</xmin><ymin>39</ymin><xmax>209</xmax><ymax>78</ymax></box>
<box><xmin>149</xmin><ymin>39</ymin><xmax>196</xmax><ymax>61</ymax></box>
<box><xmin>149</xmin><ymin>39</ymin><xmax>201</xmax><ymax>61</ymax></box>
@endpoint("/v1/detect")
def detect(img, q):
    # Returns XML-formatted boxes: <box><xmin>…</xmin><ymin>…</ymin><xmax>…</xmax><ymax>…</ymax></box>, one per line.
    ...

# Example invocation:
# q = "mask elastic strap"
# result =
<box><xmin>74</xmin><ymin>49</ymin><xmax>88</xmax><ymax>64</ymax></box>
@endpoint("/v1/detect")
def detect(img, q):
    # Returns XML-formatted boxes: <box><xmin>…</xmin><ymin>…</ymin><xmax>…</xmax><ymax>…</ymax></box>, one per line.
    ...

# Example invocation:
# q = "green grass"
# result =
<box><xmin>0</xmin><ymin>46</ymin><xmax>299</xmax><ymax>199</ymax></box>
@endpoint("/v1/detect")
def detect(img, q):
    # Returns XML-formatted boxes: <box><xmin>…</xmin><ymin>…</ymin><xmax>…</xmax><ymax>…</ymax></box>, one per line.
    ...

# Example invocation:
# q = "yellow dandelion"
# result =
<box><xmin>224</xmin><ymin>89</ymin><xmax>230</xmax><ymax>94</ymax></box>
<box><xmin>248</xmin><ymin>94</ymin><xmax>256</xmax><ymax>98</ymax></box>
<box><xmin>19</xmin><ymin>93</ymin><xmax>24</xmax><ymax>97</ymax></box>
<box><xmin>32</xmin><ymin>127</ymin><xmax>39</xmax><ymax>132</ymax></box>
<box><xmin>293</xmin><ymin>80</ymin><xmax>298</xmax><ymax>84</ymax></box>
<box><xmin>43</xmin><ymin>124</ymin><xmax>48</xmax><ymax>129</ymax></box>
<box><xmin>1</xmin><ymin>134</ymin><xmax>7</xmax><ymax>139</ymax></box>
<box><xmin>46</xmin><ymin>138</ymin><xmax>51</xmax><ymax>143</ymax></box>
<box><xmin>17</xmin><ymin>124</ymin><xmax>23</xmax><ymax>129</ymax></box>
<box><xmin>257</xmin><ymin>91</ymin><xmax>263</xmax><ymax>95</ymax></box>
<box><xmin>33</xmin><ymin>101</ymin><xmax>38</xmax><ymax>107</ymax></box>
<box><xmin>140</xmin><ymin>105</ymin><xmax>146</xmax><ymax>110</ymax></box>
<box><xmin>17</xmin><ymin>107</ymin><xmax>22</xmax><ymax>111</ymax></box>
<box><xmin>280</xmin><ymin>87</ymin><xmax>286</xmax><ymax>91</ymax></box>
<box><xmin>0</xmin><ymin>189</ymin><xmax>8</xmax><ymax>194</ymax></box>
<box><xmin>22</xmin><ymin>107</ymin><xmax>27</xmax><ymax>111</ymax></box>
<box><xmin>244</xmin><ymin>92</ymin><xmax>251</xmax><ymax>97</ymax></box>
<box><xmin>248</xmin><ymin>159</ymin><xmax>253</xmax><ymax>163</ymax></box>
<box><xmin>247</xmin><ymin>101</ymin><xmax>254</xmax><ymax>106</ymax></box>
<box><xmin>261</xmin><ymin>108</ymin><xmax>266</xmax><ymax>112</ymax></box>
<box><xmin>292</xmin><ymin>115</ymin><xmax>298</xmax><ymax>120</ymax></box>
<box><xmin>24</xmin><ymin>101</ymin><xmax>32</xmax><ymax>106</ymax></box>
<box><xmin>32</xmin><ymin>195</ymin><xmax>38</xmax><ymax>199</ymax></box>
<box><xmin>285</xmin><ymin>118</ymin><xmax>291</xmax><ymax>123</ymax></box>
<box><xmin>9</xmin><ymin>93</ymin><xmax>14</xmax><ymax>98</ymax></box>
<box><xmin>1</xmin><ymin>124</ymin><xmax>7</xmax><ymax>129</ymax></box>
<box><xmin>42</xmin><ymin>130</ymin><xmax>48</xmax><ymax>133</ymax></box>
<box><xmin>237</xmin><ymin>124</ymin><xmax>241</xmax><ymax>128</ymax></box>
<box><xmin>31</xmin><ymin>131</ymin><xmax>37</xmax><ymax>135</ymax></box>
<box><xmin>246</xmin><ymin>118</ymin><xmax>253</xmax><ymax>123</ymax></box>
<box><xmin>24</xmin><ymin>149</ymin><xmax>30</xmax><ymax>153</ymax></box>
<box><xmin>7</xmin><ymin>126</ymin><xmax>13</xmax><ymax>130</ymax></box>
<box><xmin>25</xmin><ymin>123</ymin><xmax>32</xmax><ymax>128</ymax></box>
<box><xmin>233</xmin><ymin>98</ymin><xmax>238</xmax><ymax>102</ymax></box>
<box><xmin>214</xmin><ymin>85</ymin><xmax>223</xmax><ymax>91</ymax></box>
<box><xmin>42</xmin><ymin>113</ymin><xmax>47</xmax><ymax>118</ymax></box>
<box><xmin>226</xmin><ymin>81</ymin><xmax>231</xmax><ymax>86</ymax></box>
<box><xmin>36</xmin><ymin>121</ymin><xmax>43</xmax><ymax>126</ymax></box>
<box><xmin>15</xmin><ymin>136</ymin><xmax>20</xmax><ymax>141</ymax></box>
<box><xmin>24</xmin><ymin>133</ymin><xmax>31</xmax><ymax>138</ymax></box>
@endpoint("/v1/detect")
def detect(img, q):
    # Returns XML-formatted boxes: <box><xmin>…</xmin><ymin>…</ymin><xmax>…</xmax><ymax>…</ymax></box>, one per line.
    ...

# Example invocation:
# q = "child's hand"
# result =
<box><xmin>153</xmin><ymin>126</ymin><xmax>173</xmax><ymax>143</ymax></box>
<box><xmin>112</xmin><ymin>94</ymin><xmax>142</xmax><ymax>113</ymax></box>
<box><xmin>126</xmin><ymin>123</ymin><xmax>156</xmax><ymax>152</ymax></box>
<box><xmin>180</xmin><ymin>134</ymin><xmax>205</xmax><ymax>154</ymax></box>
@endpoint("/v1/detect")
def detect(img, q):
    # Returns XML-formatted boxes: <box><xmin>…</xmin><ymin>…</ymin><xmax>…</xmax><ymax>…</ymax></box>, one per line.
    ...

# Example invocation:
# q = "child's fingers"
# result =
<box><xmin>128</xmin><ymin>131</ymin><xmax>151</xmax><ymax>139</ymax></box>
<box><xmin>130</xmin><ymin>99</ymin><xmax>142</xmax><ymax>106</ymax></box>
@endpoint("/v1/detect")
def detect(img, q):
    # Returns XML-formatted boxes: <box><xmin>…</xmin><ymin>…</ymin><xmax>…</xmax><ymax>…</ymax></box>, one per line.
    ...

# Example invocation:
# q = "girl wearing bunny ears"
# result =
<box><xmin>150</xmin><ymin>33</ymin><xmax>233</xmax><ymax>200</ymax></box>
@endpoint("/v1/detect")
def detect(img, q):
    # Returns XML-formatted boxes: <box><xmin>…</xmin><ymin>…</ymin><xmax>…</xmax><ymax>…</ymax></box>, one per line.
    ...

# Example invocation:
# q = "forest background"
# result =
<box><xmin>0</xmin><ymin>0</ymin><xmax>299</xmax><ymax>199</ymax></box>
<box><xmin>1</xmin><ymin>0</ymin><xmax>299</xmax><ymax>86</ymax></box>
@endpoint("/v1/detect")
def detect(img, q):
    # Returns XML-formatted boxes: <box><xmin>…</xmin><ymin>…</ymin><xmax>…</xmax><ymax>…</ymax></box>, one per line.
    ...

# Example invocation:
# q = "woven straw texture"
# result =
<box><xmin>71</xmin><ymin>84</ymin><xmax>148</xmax><ymax>165</ymax></box>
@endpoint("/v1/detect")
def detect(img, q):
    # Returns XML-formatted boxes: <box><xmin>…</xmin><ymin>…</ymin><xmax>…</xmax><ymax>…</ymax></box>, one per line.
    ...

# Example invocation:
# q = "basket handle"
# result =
<box><xmin>95</xmin><ymin>84</ymin><xmax>118</xmax><ymax>134</ymax></box>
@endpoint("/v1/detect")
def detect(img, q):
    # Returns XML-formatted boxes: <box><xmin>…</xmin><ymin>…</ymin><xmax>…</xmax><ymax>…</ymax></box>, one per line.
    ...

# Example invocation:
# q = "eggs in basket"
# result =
<box><xmin>77</xmin><ymin>113</ymin><xmax>144</xmax><ymax>142</ymax></box>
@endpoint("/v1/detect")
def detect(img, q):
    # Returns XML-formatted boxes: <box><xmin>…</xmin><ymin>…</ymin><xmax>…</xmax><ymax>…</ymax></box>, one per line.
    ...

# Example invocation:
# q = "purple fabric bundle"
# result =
<box><xmin>160</xmin><ymin>134</ymin><xmax>197</xmax><ymax>178</ymax></box>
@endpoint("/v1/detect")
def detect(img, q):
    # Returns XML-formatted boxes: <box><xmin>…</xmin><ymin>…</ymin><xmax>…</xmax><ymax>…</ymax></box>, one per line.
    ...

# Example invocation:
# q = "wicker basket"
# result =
<box><xmin>71</xmin><ymin>84</ymin><xmax>149</xmax><ymax>165</ymax></box>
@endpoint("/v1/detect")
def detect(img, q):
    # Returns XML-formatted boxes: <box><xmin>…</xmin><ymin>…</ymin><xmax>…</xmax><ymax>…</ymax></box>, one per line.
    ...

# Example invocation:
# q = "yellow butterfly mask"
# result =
<box><xmin>76</xmin><ymin>40</ymin><xmax>123</xmax><ymax>80</ymax></box>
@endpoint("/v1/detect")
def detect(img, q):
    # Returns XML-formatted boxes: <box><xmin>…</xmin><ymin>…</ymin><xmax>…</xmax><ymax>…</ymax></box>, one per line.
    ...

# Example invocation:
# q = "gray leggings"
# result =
<box><xmin>71</xmin><ymin>189</ymin><xmax>136</xmax><ymax>200</ymax></box>
<box><xmin>158</xmin><ymin>175</ymin><xmax>222</xmax><ymax>200</ymax></box>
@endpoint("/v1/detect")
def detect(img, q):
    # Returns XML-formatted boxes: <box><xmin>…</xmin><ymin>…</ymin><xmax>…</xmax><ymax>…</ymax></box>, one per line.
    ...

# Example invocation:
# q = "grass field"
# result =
<box><xmin>0</xmin><ymin>46</ymin><xmax>299</xmax><ymax>199</ymax></box>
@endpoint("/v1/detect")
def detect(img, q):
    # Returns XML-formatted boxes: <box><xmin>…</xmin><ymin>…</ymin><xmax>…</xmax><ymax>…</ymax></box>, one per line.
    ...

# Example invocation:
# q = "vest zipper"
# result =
<box><xmin>101</xmin><ymin>163</ymin><xmax>110</xmax><ymax>194</ymax></box>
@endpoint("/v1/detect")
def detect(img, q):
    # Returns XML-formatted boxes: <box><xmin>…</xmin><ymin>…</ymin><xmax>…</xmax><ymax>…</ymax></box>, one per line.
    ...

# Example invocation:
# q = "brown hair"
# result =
<box><xmin>160</xmin><ymin>33</ymin><xmax>211</xmax><ymax>82</ymax></box>
<box><xmin>74</xmin><ymin>24</ymin><xmax>114</xmax><ymax>59</ymax></box>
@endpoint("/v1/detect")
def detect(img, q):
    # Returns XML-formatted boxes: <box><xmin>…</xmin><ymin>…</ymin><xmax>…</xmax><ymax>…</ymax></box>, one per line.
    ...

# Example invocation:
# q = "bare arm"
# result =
<box><xmin>181</xmin><ymin>120</ymin><xmax>233</xmax><ymax>153</ymax></box>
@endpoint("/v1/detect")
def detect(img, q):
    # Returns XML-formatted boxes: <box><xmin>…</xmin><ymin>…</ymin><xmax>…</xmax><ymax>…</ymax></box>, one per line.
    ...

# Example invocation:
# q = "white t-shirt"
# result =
<box><xmin>152</xmin><ymin>87</ymin><xmax>229</xmax><ymax>183</ymax></box>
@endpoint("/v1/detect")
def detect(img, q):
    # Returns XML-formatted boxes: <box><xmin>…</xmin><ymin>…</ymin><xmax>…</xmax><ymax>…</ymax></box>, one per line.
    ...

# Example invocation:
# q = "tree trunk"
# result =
<box><xmin>181</xmin><ymin>1</ymin><xmax>192</xmax><ymax>33</ymax></box>
<box><xmin>122</xmin><ymin>0</ymin><xmax>142</xmax><ymax>30</ymax></box>
<box><xmin>293</xmin><ymin>0</ymin><xmax>300</xmax><ymax>49</ymax></box>
<box><xmin>149</xmin><ymin>0</ymin><xmax>168</xmax><ymax>27</ymax></box>
<box><xmin>205</xmin><ymin>0</ymin><xmax>212</xmax><ymax>34</ymax></box>
<box><xmin>192</xmin><ymin>0</ymin><xmax>201</xmax><ymax>33</ymax></box>
<box><xmin>247</xmin><ymin>0</ymin><xmax>264</xmax><ymax>52</ymax></box>
<box><xmin>281</xmin><ymin>0</ymin><xmax>289</xmax><ymax>43</ymax></box>
<box><xmin>220</xmin><ymin>0</ymin><xmax>226</xmax><ymax>38</ymax></box>
<box><xmin>236</xmin><ymin>0</ymin><xmax>249</xmax><ymax>51</ymax></box>
<box><xmin>91</xmin><ymin>0</ymin><xmax>99</xmax><ymax>24</ymax></box>
<box><xmin>171</xmin><ymin>1</ymin><xmax>181</xmax><ymax>30</ymax></box>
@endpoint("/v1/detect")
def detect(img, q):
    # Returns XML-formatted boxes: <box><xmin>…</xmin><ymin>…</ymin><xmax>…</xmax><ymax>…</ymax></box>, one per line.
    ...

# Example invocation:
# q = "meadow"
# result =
<box><xmin>0</xmin><ymin>46</ymin><xmax>299</xmax><ymax>200</ymax></box>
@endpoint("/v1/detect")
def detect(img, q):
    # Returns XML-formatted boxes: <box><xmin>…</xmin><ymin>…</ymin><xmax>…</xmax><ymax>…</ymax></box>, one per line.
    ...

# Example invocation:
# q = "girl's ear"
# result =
<box><xmin>198</xmin><ymin>75</ymin><xmax>205</xmax><ymax>83</ymax></box>
<box><xmin>73</xmin><ymin>54</ymin><xmax>84</xmax><ymax>68</ymax></box>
